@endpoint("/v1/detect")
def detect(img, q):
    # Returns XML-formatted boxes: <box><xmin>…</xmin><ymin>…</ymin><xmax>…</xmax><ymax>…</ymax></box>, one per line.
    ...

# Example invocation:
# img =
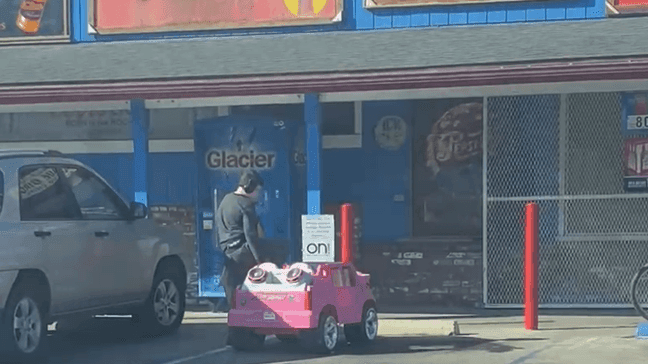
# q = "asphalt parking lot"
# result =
<box><xmin>41</xmin><ymin>311</ymin><xmax>648</xmax><ymax>364</ymax></box>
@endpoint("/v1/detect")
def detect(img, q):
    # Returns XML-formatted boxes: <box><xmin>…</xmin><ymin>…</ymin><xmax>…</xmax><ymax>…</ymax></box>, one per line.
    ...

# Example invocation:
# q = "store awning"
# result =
<box><xmin>2</xmin><ymin>16</ymin><xmax>648</xmax><ymax>103</ymax></box>
<box><xmin>1</xmin><ymin>57</ymin><xmax>648</xmax><ymax>104</ymax></box>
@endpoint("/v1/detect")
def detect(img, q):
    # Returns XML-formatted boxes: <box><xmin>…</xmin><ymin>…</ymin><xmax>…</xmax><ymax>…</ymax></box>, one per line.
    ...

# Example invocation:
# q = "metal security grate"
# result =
<box><xmin>484</xmin><ymin>92</ymin><xmax>648</xmax><ymax>307</ymax></box>
<box><xmin>486</xmin><ymin>95</ymin><xmax>561</xmax><ymax>198</ymax></box>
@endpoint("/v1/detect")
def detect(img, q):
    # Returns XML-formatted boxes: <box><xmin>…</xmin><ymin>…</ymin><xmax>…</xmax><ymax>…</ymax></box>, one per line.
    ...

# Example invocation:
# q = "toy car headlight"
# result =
<box><xmin>286</xmin><ymin>267</ymin><xmax>303</xmax><ymax>283</ymax></box>
<box><xmin>248</xmin><ymin>267</ymin><xmax>267</xmax><ymax>283</ymax></box>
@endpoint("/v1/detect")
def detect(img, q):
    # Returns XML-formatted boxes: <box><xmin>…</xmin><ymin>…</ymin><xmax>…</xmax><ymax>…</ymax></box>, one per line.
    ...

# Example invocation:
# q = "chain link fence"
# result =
<box><xmin>485</xmin><ymin>92</ymin><xmax>648</xmax><ymax>307</ymax></box>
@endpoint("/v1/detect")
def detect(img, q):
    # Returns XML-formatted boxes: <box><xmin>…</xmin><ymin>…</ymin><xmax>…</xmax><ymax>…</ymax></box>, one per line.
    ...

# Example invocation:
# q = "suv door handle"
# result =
<box><xmin>95</xmin><ymin>231</ymin><xmax>109</xmax><ymax>237</ymax></box>
<box><xmin>34</xmin><ymin>231</ymin><xmax>51</xmax><ymax>237</ymax></box>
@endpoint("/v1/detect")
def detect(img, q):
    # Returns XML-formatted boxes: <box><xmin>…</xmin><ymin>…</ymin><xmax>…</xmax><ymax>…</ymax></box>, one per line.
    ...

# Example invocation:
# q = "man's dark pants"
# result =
<box><xmin>221</xmin><ymin>243</ymin><xmax>258</xmax><ymax>309</ymax></box>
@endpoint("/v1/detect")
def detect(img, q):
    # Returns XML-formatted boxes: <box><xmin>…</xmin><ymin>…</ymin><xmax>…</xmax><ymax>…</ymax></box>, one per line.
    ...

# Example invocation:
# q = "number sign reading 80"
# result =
<box><xmin>629</xmin><ymin>115</ymin><xmax>648</xmax><ymax>130</ymax></box>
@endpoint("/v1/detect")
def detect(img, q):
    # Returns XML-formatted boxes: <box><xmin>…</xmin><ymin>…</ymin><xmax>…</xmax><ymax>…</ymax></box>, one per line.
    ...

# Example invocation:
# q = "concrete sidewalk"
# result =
<box><xmin>181</xmin><ymin>310</ymin><xmax>648</xmax><ymax>364</ymax></box>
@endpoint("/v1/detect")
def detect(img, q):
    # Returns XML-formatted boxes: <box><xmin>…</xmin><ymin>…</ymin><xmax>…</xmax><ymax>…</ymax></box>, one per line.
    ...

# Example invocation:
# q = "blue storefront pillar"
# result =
<box><xmin>131</xmin><ymin>99</ymin><xmax>149</xmax><ymax>206</ymax></box>
<box><xmin>70</xmin><ymin>0</ymin><xmax>94</xmax><ymax>43</ymax></box>
<box><xmin>305</xmin><ymin>93</ymin><xmax>322</xmax><ymax>215</ymax></box>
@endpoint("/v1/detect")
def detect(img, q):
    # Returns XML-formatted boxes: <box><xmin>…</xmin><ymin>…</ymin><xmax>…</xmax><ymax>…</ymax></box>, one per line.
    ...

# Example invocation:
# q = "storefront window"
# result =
<box><xmin>230</xmin><ymin>103</ymin><xmax>356</xmax><ymax>136</ymax></box>
<box><xmin>149</xmin><ymin>108</ymin><xmax>194</xmax><ymax>140</ymax></box>
<box><xmin>230</xmin><ymin>104</ymin><xmax>302</xmax><ymax>122</ymax></box>
<box><xmin>322</xmin><ymin>102</ymin><xmax>355</xmax><ymax>135</ymax></box>
<box><xmin>0</xmin><ymin>110</ymin><xmax>132</xmax><ymax>142</ymax></box>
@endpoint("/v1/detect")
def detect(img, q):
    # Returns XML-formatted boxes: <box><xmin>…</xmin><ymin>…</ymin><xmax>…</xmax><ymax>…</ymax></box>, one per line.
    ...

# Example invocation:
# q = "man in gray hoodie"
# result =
<box><xmin>216</xmin><ymin>170</ymin><xmax>264</xmax><ymax>310</ymax></box>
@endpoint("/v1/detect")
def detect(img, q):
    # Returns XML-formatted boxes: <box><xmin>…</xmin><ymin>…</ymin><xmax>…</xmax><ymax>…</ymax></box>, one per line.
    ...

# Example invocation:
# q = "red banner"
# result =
<box><xmin>92</xmin><ymin>0</ymin><xmax>342</xmax><ymax>34</ymax></box>
<box><xmin>608</xmin><ymin>0</ymin><xmax>648</xmax><ymax>14</ymax></box>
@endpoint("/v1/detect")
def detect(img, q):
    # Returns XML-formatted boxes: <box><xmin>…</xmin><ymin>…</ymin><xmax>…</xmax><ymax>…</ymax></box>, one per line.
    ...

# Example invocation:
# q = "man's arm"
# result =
<box><xmin>257</xmin><ymin>221</ymin><xmax>265</xmax><ymax>239</ymax></box>
<box><xmin>242</xmin><ymin>209</ymin><xmax>262</xmax><ymax>263</ymax></box>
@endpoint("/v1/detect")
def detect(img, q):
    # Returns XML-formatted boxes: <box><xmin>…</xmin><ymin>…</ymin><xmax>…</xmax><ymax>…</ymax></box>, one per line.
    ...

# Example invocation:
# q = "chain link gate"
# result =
<box><xmin>484</xmin><ymin>92</ymin><xmax>648</xmax><ymax>307</ymax></box>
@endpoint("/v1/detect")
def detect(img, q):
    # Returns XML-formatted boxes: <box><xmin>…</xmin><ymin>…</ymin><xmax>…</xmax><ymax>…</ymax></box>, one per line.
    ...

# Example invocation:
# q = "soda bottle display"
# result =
<box><xmin>16</xmin><ymin>0</ymin><xmax>48</xmax><ymax>35</ymax></box>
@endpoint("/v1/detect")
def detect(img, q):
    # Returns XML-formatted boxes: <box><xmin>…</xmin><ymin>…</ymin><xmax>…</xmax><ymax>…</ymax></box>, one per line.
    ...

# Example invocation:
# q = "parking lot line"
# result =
<box><xmin>161</xmin><ymin>346</ymin><xmax>232</xmax><ymax>364</ymax></box>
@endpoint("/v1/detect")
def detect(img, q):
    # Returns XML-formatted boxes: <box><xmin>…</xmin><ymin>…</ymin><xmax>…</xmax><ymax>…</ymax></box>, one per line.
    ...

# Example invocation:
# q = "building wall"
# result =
<box><xmin>70</xmin><ymin>0</ymin><xmax>605</xmax><ymax>44</ymax></box>
<box><xmin>323</xmin><ymin>100</ymin><xmax>413</xmax><ymax>242</ymax></box>
<box><xmin>61</xmin><ymin>101</ymin><xmax>413</xmax><ymax>242</ymax></box>
<box><xmin>351</xmin><ymin>0</ymin><xmax>604</xmax><ymax>30</ymax></box>
<box><xmin>68</xmin><ymin>152</ymin><xmax>195</xmax><ymax>205</ymax></box>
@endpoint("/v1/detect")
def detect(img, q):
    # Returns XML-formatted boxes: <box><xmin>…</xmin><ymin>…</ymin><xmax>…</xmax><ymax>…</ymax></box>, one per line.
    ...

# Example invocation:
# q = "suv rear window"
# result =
<box><xmin>19</xmin><ymin>166</ymin><xmax>81</xmax><ymax>221</ymax></box>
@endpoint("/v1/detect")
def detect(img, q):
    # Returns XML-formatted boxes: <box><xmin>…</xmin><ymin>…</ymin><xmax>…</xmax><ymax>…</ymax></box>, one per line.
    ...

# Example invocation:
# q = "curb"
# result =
<box><xmin>379</xmin><ymin>320</ymin><xmax>461</xmax><ymax>337</ymax></box>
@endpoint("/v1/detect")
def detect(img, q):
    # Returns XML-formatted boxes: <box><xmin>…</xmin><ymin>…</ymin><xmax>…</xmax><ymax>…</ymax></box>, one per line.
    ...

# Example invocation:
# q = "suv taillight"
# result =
<box><xmin>305</xmin><ymin>286</ymin><xmax>312</xmax><ymax>311</ymax></box>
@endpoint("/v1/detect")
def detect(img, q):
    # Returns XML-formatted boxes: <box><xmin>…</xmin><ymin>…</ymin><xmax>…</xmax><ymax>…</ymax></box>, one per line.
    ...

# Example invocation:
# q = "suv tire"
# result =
<box><xmin>133</xmin><ymin>264</ymin><xmax>186</xmax><ymax>337</ymax></box>
<box><xmin>0</xmin><ymin>282</ymin><xmax>49</xmax><ymax>363</ymax></box>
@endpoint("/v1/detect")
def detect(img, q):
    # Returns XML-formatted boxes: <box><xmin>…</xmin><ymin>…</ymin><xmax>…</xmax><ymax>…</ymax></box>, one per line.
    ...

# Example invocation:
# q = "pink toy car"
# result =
<box><xmin>227</xmin><ymin>261</ymin><xmax>378</xmax><ymax>353</ymax></box>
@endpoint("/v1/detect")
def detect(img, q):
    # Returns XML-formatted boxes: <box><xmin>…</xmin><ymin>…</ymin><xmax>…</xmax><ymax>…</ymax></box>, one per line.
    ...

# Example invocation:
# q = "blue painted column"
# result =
<box><xmin>131</xmin><ymin>99</ymin><xmax>149</xmax><ymax>206</ymax></box>
<box><xmin>304</xmin><ymin>93</ymin><xmax>322</xmax><ymax>215</ymax></box>
<box><xmin>70</xmin><ymin>0</ymin><xmax>93</xmax><ymax>43</ymax></box>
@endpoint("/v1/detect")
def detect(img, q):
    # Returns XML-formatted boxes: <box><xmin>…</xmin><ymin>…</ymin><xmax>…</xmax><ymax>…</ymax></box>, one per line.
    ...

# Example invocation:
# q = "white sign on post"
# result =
<box><xmin>301</xmin><ymin>215</ymin><xmax>335</xmax><ymax>263</ymax></box>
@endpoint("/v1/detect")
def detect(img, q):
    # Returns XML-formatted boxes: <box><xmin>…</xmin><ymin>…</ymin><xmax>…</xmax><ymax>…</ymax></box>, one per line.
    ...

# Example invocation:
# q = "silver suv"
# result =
<box><xmin>0</xmin><ymin>150</ymin><xmax>192</xmax><ymax>362</ymax></box>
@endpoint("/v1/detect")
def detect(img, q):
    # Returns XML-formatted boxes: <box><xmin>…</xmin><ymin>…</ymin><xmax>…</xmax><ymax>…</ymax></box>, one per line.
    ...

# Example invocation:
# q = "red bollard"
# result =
<box><xmin>340</xmin><ymin>203</ymin><xmax>353</xmax><ymax>264</ymax></box>
<box><xmin>524</xmin><ymin>202</ymin><xmax>539</xmax><ymax>330</ymax></box>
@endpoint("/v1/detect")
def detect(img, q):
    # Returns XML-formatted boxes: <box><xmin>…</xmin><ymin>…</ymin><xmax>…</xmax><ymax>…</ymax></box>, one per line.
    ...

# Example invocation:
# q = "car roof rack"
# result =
<box><xmin>0</xmin><ymin>149</ymin><xmax>65</xmax><ymax>158</ymax></box>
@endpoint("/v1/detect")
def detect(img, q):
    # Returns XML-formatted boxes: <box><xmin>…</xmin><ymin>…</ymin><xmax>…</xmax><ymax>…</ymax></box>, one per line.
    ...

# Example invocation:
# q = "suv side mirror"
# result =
<box><xmin>130</xmin><ymin>202</ymin><xmax>148</xmax><ymax>219</ymax></box>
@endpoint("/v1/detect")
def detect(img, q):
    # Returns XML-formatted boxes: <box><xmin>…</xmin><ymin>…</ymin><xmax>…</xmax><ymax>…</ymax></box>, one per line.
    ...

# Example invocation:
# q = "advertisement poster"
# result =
<box><xmin>622</xmin><ymin>92</ymin><xmax>648</xmax><ymax>136</ymax></box>
<box><xmin>0</xmin><ymin>0</ymin><xmax>68</xmax><ymax>43</ymax></box>
<box><xmin>92</xmin><ymin>0</ymin><xmax>342</xmax><ymax>34</ymax></box>
<box><xmin>606</xmin><ymin>0</ymin><xmax>648</xmax><ymax>15</ymax></box>
<box><xmin>412</xmin><ymin>98</ymin><xmax>483</xmax><ymax>237</ymax></box>
<box><xmin>623</xmin><ymin>137</ymin><xmax>648</xmax><ymax>192</ymax></box>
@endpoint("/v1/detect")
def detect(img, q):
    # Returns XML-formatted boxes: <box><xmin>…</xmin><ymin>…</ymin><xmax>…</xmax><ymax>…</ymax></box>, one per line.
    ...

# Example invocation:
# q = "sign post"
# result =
<box><xmin>301</xmin><ymin>215</ymin><xmax>335</xmax><ymax>263</ymax></box>
<box><xmin>524</xmin><ymin>202</ymin><xmax>539</xmax><ymax>330</ymax></box>
<box><xmin>340</xmin><ymin>204</ymin><xmax>354</xmax><ymax>264</ymax></box>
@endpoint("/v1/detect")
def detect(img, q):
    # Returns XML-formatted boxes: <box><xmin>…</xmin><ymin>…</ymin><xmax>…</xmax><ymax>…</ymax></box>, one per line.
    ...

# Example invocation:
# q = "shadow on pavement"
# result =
<box><xmin>377</xmin><ymin>305</ymin><xmax>642</xmax><ymax>319</ymax></box>
<box><xmin>45</xmin><ymin>317</ymin><xmax>229</xmax><ymax>364</ymax></box>
<box><xmin>460</xmin><ymin>320</ymin><xmax>556</xmax><ymax>326</ymax></box>
<box><xmin>537</xmin><ymin>325</ymin><xmax>638</xmax><ymax>332</ymax></box>
<box><xmin>226</xmin><ymin>334</ymin><xmax>548</xmax><ymax>364</ymax></box>
<box><xmin>49</xmin><ymin>318</ymin><xmax>155</xmax><ymax>347</ymax></box>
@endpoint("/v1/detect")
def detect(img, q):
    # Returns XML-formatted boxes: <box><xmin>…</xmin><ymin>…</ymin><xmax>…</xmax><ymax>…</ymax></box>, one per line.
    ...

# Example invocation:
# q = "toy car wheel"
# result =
<box><xmin>228</xmin><ymin>327</ymin><xmax>265</xmax><ymax>351</ymax></box>
<box><xmin>344</xmin><ymin>306</ymin><xmax>378</xmax><ymax>345</ymax></box>
<box><xmin>303</xmin><ymin>314</ymin><xmax>339</xmax><ymax>354</ymax></box>
<box><xmin>0</xmin><ymin>282</ymin><xmax>49</xmax><ymax>363</ymax></box>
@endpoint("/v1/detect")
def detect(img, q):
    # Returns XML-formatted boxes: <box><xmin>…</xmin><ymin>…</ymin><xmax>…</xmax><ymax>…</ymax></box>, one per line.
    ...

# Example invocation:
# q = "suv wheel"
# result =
<box><xmin>134</xmin><ymin>265</ymin><xmax>186</xmax><ymax>337</ymax></box>
<box><xmin>0</xmin><ymin>283</ymin><xmax>48</xmax><ymax>363</ymax></box>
